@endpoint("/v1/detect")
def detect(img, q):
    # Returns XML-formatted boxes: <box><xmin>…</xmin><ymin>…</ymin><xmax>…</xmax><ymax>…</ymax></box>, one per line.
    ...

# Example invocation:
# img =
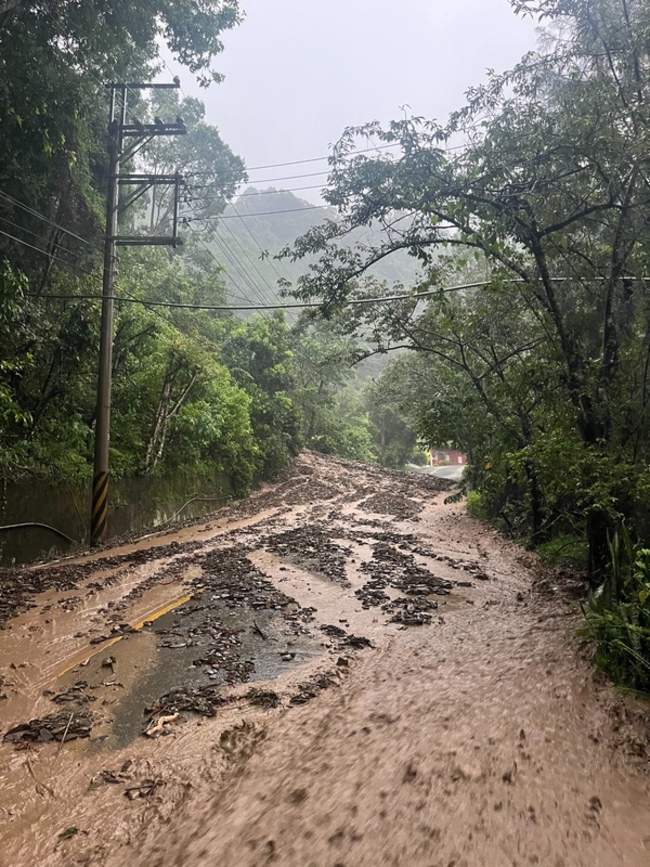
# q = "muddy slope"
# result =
<box><xmin>0</xmin><ymin>452</ymin><xmax>648</xmax><ymax>867</ymax></box>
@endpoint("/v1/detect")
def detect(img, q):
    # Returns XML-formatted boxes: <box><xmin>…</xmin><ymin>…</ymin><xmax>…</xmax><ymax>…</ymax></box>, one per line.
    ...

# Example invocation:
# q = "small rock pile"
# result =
<box><xmin>290</xmin><ymin>672</ymin><xmax>337</xmax><ymax>705</ymax></box>
<box><xmin>145</xmin><ymin>685</ymin><xmax>227</xmax><ymax>719</ymax></box>
<box><xmin>3</xmin><ymin>709</ymin><xmax>93</xmax><ymax>745</ymax></box>
<box><xmin>265</xmin><ymin>525</ymin><xmax>352</xmax><ymax>587</ymax></box>
<box><xmin>360</xmin><ymin>492</ymin><xmax>424</xmax><ymax>522</ymax></box>
<box><xmin>356</xmin><ymin>542</ymin><xmax>457</xmax><ymax>626</ymax></box>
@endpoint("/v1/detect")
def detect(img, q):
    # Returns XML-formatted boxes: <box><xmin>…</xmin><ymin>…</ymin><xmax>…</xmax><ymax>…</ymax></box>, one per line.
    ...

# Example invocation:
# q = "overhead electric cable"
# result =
<box><xmin>187</xmin><ymin>141</ymin><xmax>467</xmax><ymax>184</ymax></box>
<box><xmin>236</xmin><ymin>184</ymin><xmax>326</xmax><ymax>197</ymax></box>
<box><xmin>29</xmin><ymin>277</ymin><xmax>650</xmax><ymax>314</ymax></box>
<box><xmin>24</xmin><ymin>281</ymin><xmax>499</xmax><ymax>311</ymax></box>
<box><xmin>215</xmin><ymin>217</ymin><xmax>279</xmax><ymax>305</ymax></box>
<box><xmin>185</xmin><ymin>221</ymin><xmax>265</xmax><ymax>308</ymax></box>
<box><xmin>0</xmin><ymin>190</ymin><xmax>103</xmax><ymax>252</ymax></box>
<box><xmin>190</xmin><ymin>204</ymin><xmax>329</xmax><ymax>221</ymax></box>
<box><xmin>0</xmin><ymin>228</ymin><xmax>99</xmax><ymax>278</ymax></box>
<box><xmin>0</xmin><ymin>215</ymin><xmax>98</xmax><ymax>260</ymax></box>
<box><xmin>229</xmin><ymin>200</ymin><xmax>288</xmax><ymax>287</ymax></box>
<box><xmin>184</xmin><ymin>218</ymin><xmax>271</xmax><ymax>312</ymax></box>
<box><xmin>239</xmin><ymin>143</ymin><xmax>400</xmax><ymax>171</ymax></box>
<box><xmin>245</xmin><ymin>208</ymin><xmax>296</xmax><ymax>285</ymax></box>
<box><xmin>189</xmin><ymin>169</ymin><xmax>332</xmax><ymax>185</ymax></box>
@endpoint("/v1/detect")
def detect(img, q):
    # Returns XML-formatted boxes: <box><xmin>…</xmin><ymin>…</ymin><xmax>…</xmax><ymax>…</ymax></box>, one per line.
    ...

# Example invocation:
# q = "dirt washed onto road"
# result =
<box><xmin>0</xmin><ymin>452</ymin><xmax>648</xmax><ymax>867</ymax></box>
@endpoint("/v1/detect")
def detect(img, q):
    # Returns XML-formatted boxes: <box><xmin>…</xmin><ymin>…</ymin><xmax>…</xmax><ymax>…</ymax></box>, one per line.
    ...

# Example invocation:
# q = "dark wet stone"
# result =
<box><xmin>3</xmin><ymin>710</ymin><xmax>93</xmax><ymax>745</ymax></box>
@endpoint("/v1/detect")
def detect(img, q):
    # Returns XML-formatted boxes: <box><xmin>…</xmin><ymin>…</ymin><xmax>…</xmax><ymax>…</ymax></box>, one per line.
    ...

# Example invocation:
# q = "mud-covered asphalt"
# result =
<box><xmin>0</xmin><ymin>451</ymin><xmax>649</xmax><ymax>866</ymax></box>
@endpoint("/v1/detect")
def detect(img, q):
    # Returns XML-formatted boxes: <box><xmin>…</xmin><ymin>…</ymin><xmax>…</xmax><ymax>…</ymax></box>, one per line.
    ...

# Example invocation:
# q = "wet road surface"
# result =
<box><xmin>0</xmin><ymin>452</ymin><xmax>648</xmax><ymax>866</ymax></box>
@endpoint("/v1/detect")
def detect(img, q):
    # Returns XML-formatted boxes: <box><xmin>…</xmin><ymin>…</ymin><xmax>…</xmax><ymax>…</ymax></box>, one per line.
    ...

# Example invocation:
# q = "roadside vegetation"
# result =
<box><xmin>281</xmin><ymin>0</ymin><xmax>650</xmax><ymax>690</ymax></box>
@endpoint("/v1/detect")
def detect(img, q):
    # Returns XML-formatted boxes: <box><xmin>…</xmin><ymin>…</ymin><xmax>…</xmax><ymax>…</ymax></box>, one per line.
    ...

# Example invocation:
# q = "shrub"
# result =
<box><xmin>466</xmin><ymin>490</ymin><xmax>487</xmax><ymax>518</ymax></box>
<box><xmin>580</xmin><ymin>531</ymin><xmax>650</xmax><ymax>694</ymax></box>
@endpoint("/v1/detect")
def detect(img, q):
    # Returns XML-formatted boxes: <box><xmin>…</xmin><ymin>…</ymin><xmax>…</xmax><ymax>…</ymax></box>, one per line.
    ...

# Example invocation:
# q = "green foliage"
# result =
<box><xmin>0</xmin><ymin>0</ymin><xmax>260</xmax><ymax>497</ymax></box>
<box><xmin>277</xmin><ymin>0</ymin><xmax>650</xmax><ymax>682</ymax></box>
<box><xmin>288</xmin><ymin>317</ymin><xmax>377</xmax><ymax>462</ymax></box>
<box><xmin>222</xmin><ymin>313</ymin><xmax>303</xmax><ymax>480</ymax></box>
<box><xmin>536</xmin><ymin>534</ymin><xmax>588</xmax><ymax>570</ymax></box>
<box><xmin>307</xmin><ymin>387</ymin><xmax>376</xmax><ymax>463</ymax></box>
<box><xmin>581</xmin><ymin>531</ymin><xmax>650</xmax><ymax>693</ymax></box>
<box><xmin>466</xmin><ymin>490</ymin><xmax>487</xmax><ymax>519</ymax></box>
<box><xmin>286</xmin><ymin>0</ymin><xmax>650</xmax><ymax>587</ymax></box>
<box><xmin>364</xmin><ymin>360</ymin><xmax>421</xmax><ymax>469</ymax></box>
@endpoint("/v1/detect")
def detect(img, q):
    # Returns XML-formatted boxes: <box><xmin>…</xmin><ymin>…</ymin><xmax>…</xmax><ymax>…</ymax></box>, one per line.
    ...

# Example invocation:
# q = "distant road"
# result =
<box><xmin>408</xmin><ymin>464</ymin><xmax>465</xmax><ymax>483</ymax></box>
<box><xmin>432</xmin><ymin>465</ymin><xmax>465</xmax><ymax>482</ymax></box>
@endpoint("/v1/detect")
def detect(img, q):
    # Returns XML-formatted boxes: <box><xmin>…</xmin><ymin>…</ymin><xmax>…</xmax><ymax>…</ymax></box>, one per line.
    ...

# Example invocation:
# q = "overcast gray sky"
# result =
<box><xmin>169</xmin><ymin>1</ymin><xmax>539</xmax><ymax>201</ymax></box>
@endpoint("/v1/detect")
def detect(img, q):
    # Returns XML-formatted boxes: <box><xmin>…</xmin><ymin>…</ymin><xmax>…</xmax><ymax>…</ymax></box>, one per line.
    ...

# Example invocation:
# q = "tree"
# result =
<box><xmin>284</xmin><ymin>0</ymin><xmax>650</xmax><ymax>583</ymax></box>
<box><xmin>140</xmin><ymin>90</ymin><xmax>246</xmax><ymax>240</ymax></box>
<box><xmin>364</xmin><ymin>357</ymin><xmax>428</xmax><ymax>469</ymax></box>
<box><xmin>291</xmin><ymin>316</ymin><xmax>358</xmax><ymax>442</ymax></box>
<box><xmin>0</xmin><ymin>1</ymin><xmax>242</xmax><ymax>269</ymax></box>
<box><xmin>0</xmin><ymin>1</ymin><xmax>250</xmax><ymax>490</ymax></box>
<box><xmin>221</xmin><ymin>313</ymin><xmax>303</xmax><ymax>479</ymax></box>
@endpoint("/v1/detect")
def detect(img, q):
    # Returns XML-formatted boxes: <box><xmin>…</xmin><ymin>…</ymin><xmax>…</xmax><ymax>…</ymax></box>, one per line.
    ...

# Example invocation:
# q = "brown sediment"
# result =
<box><xmin>0</xmin><ymin>451</ymin><xmax>648</xmax><ymax>867</ymax></box>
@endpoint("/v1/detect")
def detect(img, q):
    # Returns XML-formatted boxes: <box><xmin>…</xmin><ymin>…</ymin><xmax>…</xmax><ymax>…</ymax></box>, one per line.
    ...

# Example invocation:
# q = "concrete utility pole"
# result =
<box><xmin>91</xmin><ymin>81</ymin><xmax>186</xmax><ymax>545</ymax></box>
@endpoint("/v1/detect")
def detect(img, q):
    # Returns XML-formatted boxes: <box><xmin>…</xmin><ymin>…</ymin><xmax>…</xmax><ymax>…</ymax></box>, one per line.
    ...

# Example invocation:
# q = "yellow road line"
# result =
<box><xmin>56</xmin><ymin>590</ymin><xmax>200</xmax><ymax>677</ymax></box>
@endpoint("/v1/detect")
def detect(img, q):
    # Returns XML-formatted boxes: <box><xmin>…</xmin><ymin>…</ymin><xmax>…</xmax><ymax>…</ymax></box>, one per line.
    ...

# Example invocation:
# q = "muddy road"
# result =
<box><xmin>0</xmin><ymin>452</ymin><xmax>648</xmax><ymax>866</ymax></box>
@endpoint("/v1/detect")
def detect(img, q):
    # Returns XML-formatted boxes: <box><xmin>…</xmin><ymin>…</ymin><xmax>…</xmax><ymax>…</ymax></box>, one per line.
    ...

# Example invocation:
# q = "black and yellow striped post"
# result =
<box><xmin>91</xmin><ymin>471</ymin><xmax>109</xmax><ymax>543</ymax></box>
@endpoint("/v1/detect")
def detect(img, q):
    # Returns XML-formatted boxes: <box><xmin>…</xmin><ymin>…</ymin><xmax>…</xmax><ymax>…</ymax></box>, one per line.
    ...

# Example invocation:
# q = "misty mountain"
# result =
<box><xmin>210</xmin><ymin>187</ymin><xmax>423</xmax><ymax>312</ymax></box>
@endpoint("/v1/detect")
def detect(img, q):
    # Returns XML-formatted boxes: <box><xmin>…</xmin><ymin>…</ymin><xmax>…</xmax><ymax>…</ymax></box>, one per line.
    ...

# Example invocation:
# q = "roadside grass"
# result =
<box><xmin>536</xmin><ymin>534</ymin><xmax>588</xmax><ymax>570</ymax></box>
<box><xmin>579</xmin><ymin>531</ymin><xmax>650</xmax><ymax>695</ymax></box>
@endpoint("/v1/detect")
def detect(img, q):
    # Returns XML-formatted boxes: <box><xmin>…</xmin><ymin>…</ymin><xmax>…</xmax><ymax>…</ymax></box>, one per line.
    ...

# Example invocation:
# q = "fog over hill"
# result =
<box><xmin>211</xmin><ymin>187</ymin><xmax>424</xmax><ymax>311</ymax></box>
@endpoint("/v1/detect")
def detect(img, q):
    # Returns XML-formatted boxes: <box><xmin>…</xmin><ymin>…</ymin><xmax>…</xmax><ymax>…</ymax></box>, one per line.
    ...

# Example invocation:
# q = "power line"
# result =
<box><xmin>239</xmin><ymin>143</ymin><xmax>400</xmax><ymax>172</ymax></box>
<box><xmin>0</xmin><ymin>214</ymin><xmax>97</xmax><ymax>261</ymax></box>
<box><xmin>188</xmin><ymin>141</ymin><xmax>467</xmax><ymax>184</ymax></box>
<box><xmin>201</xmin><ymin>189</ymin><xmax>287</xmax><ymax>301</ymax></box>
<box><xmin>187</xmin><ymin>169</ymin><xmax>333</xmax><ymax>186</ymax></box>
<box><xmin>211</xmin><ymin>228</ymin><xmax>271</xmax><ymax>308</ymax></box>
<box><xmin>184</xmin><ymin>212</ymin><xmax>273</xmax><ymax>312</ymax></box>
<box><xmin>185</xmin><ymin>221</ymin><xmax>264</xmax><ymax>308</ymax></box>
<box><xmin>228</xmin><ymin>200</ymin><xmax>288</xmax><ymax>287</ymax></box>
<box><xmin>25</xmin><ymin>282</ymin><xmax>491</xmax><ymax>312</ymax></box>
<box><xmin>0</xmin><ymin>228</ymin><xmax>99</xmax><ymax>278</ymax></box>
<box><xmin>0</xmin><ymin>190</ymin><xmax>103</xmax><ymax>252</ymax></box>
<box><xmin>236</xmin><ymin>183</ymin><xmax>326</xmax><ymax>197</ymax></box>
<box><xmin>190</xmin><ymin>204</ymin><xmax>330</xmax><ymax>222</ymax></box>
<box><xmin>245</xmin><ymin>207</ymin><xmax>296</xmax><ymax>286</ymax></box>
<box><xmin>186</xmin><ymin>183</ymin><xmax>328</xmax><ymax>212</ymax></box>
<box><xmin>215</xmin><ymin>217</ymin><xmax>279</xmax><ymax>306</ymax></box>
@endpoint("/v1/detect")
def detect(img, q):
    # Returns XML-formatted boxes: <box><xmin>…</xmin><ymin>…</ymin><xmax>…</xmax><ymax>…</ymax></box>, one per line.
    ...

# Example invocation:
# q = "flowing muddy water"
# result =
<box><xmin>0</xmin><ymin>452</ymin><xmax>648</xmax><ymax>866</ymax></box>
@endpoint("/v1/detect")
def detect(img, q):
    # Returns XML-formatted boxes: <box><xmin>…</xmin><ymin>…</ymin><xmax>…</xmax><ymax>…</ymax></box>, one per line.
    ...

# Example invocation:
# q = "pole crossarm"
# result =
<box><xmin>121</xmin><ymin>122</ymin><xmax>186</xmax><ymax>137</ymax></box>
<box><xmin>117</xmin><ymin>174</ymin><xmax>184</xmax><ymax>215</ymax></box>
<box><xmin>113</xmin><ymin>235</ymin><xmax>183</xmax><ymax>246</ymax></box>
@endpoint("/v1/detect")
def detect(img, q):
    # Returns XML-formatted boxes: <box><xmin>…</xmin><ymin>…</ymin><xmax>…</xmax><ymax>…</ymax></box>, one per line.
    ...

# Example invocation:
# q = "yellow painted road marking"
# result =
<box><xmin>56</xmin><ymin>590</ymin><xmax>201</xmax><ymax>677</ymax></box>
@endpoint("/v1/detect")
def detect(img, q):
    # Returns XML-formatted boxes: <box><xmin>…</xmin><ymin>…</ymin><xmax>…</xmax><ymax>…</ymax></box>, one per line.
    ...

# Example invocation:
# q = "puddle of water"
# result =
<box><xmin>59</xmin><ymin>594</ymin><xmax>324</xmax><ymax>750</ymax></box>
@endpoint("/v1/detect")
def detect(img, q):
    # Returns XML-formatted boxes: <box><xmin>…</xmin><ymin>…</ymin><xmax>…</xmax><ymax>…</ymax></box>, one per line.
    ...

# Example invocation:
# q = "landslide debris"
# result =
<box><xmin>3</xmin><ymin>709</ymin><xmax>93</xmax><ymax>745</ymax></box>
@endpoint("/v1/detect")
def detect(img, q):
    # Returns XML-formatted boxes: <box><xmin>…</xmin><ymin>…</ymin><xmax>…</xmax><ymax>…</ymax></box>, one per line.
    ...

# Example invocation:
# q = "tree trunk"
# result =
<box><xmin>586</xmin><ymin>509</ymin><xmax>611</xmax><ymax>588</ymax></box>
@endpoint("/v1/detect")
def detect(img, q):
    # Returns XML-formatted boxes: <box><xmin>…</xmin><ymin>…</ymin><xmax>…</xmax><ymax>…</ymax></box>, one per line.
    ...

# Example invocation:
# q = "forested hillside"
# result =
<box><xmin>0</xmin><ymin>1</ymin><xmax>406</xmax><ymax>518</ymax></box>
<box><xmin>210</xmin><ymin>187</ymin><xmax>423</xmax><ymax>310</ymax></box>
<box><xmin>0</xmin><ymin>0</ymin><xmax>424</xmax><ymax>518</ymax></box>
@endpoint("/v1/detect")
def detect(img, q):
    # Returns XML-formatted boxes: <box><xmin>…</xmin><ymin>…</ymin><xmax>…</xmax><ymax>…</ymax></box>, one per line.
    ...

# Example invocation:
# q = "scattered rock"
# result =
<box><xmin>3</xmin><ymin>710</ymin><xmax>93</xmax><ymax>745</ymax></box>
